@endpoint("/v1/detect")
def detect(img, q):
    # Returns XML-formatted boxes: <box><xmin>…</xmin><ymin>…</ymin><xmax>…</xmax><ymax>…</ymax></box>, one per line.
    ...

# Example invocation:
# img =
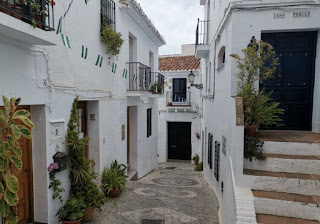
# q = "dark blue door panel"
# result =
<box><xmin>261</xmin><ymin>32</ymin><xmax>317</xmax><ymax>130</ymax></box>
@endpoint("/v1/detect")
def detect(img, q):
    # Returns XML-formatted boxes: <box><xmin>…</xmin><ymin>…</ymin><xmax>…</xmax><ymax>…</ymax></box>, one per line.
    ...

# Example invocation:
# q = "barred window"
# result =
<box><xmin>147</xmin><ymin>109</ymin><xmax>152</xmax><ymax>138</ymax></box>
<box><xmin>101</xmin><ymin>0</ymin><xmax>116</xmax><ymax>30</ymax></box>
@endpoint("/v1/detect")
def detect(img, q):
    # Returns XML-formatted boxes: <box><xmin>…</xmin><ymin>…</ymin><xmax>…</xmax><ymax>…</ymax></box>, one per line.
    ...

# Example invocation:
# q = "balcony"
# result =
<box><xmin>166</xmin><ymin>91</ymin><xmax>191</xmax><ymax>106</ymax></box>
<box><xmin>195</xmin><ymin>19</ymin><xmax>209</xmax><ymax>58</ymax></box>
<box><xmin>127</xmin><ymin>62</ymin><xmax>164</xmax><ymax>96</ymax></box>
<box><xmin>0</xmin><ymin>0</ymin><xmax>55</xmax><ymax>45</ymax></box>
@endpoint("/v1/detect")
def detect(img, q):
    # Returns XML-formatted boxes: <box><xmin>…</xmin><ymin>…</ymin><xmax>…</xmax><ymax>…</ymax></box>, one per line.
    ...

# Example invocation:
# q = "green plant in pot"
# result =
<box><xmin>56</xmin><ymin>197</ymin><xmax>85</xmax><ymax>224</ymax></box>
<box><xmin>101</xmin><ymin>24</ymin><xmax>124</xmax><ymax>56</ymax></box>
<box><xmin>192</xmin><ymin>154</ymin><xmax>199</xmax><ymax>165</ymax></box>
<box><xmin>0</xmin><ymin>96</ymin><xmax>34</xmax><ymax>223</ymax></box>
<box><xmin>150</xmin><ymin>84</ymin><xmax>158</xmax><ymax>93</ymax></box>
<box><xmin>66</xmin><ymin>98</ymin><xmax>105</xmax><ymax>221</ymax></box>
<box><xmin>101</xmin><ymin>165</ymin><xmax>126</xmax><ymax>198</ymax></box>
<box><xmin>230</xmin><ymin>38</ymin><xmax>283</xmax><ymax>136</ymax></box>
<box><xmin>194</xmin><ymin>162</ymin><xmax>203</xmax><ymax>171</ymax></box>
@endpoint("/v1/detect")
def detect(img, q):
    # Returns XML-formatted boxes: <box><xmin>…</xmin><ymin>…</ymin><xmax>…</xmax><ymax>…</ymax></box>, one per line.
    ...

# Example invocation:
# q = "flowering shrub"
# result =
<box><xmin>48</xmin><ymin>162</ymin><xmax>65</xmax><ymax>204</ymax></box>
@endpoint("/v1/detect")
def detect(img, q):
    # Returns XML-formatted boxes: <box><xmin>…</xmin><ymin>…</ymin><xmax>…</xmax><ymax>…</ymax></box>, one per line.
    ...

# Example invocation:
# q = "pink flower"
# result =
<box><xmin>48</xmin><ymin>162</ymin><xmax>59</xmax><ymax>172</ymax></box>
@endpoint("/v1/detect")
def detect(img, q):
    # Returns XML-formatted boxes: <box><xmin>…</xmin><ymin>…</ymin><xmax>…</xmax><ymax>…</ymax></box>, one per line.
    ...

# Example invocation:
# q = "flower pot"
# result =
<box><xmin>0</xmin><ymin>4</ymin><xmax>12</xmax><ymax>16</ymax></box>
<box><xmin>244</xmin><ymin>125</ymin><xmax>257</xmax><ymax>137</ymax></box>
<box><xmin>83</xmin><ymin>207</ymin><xmax>95</xmax><ymax>222</ymax></box>
<box><xmin>62</xmin><ymin>218</ymin><xmax>82</xmax><ymax>224</ymax></box>
<box><xmin>35</xmin><ymin>14</ymin><xmax>43</xmax><ymax>29</ymax></box>
<box><xmin>194</xmin><ymin>161</ymin><xmax>199</xmax><ymax>166</ymax></box>
<box><xmin>108</xmin><ymin>188</ymin><xmax>118</xmax><ymax>198</ymax></box>
<box><xmin>11</xmin><ymin>6</ymin><xmax>22</xmax><ymax>20</ymax></box>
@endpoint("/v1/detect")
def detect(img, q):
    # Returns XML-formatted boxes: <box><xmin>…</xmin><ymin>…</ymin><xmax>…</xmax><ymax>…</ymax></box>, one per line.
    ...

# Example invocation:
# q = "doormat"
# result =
<box><xmin>165</xmin><ymin>167</ymin><xmax>175</xmax><ymax>169</ymax></box>
<box><xmin>140</xmin><ymin>219</ymin><xmax>165</xmax><ymax>224</ymax></box>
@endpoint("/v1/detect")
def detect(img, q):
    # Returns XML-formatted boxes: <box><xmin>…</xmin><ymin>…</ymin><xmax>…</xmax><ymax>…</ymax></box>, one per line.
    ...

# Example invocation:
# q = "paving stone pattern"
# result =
<box><xmin>92</xmin><ymin>162</ymin><xmax>220</xmax><ymax>224</ymax></box>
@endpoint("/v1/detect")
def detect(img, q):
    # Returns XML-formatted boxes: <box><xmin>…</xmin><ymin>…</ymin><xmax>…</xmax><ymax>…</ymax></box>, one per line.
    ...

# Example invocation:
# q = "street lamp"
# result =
<box><xmin>188</xmin><ymin>71</ymin><xmax>203</xmax><ymax>89</ymax></box>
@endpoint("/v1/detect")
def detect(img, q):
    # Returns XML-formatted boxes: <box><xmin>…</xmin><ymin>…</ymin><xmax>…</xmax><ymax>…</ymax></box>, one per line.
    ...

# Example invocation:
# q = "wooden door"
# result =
<box><xmin>261</xmin><ymin>32</ymin><xmax>317</xmax><ymax>130</ymax></box>
<box><xmin>4</xmin><ymin>106</ymin><xmax>33</xmax><ymax>223</ymax></box>
<box><xmin>168</xmin><ymin>122</ymin><xmax>191</xmax><ymax>160</ymax></box>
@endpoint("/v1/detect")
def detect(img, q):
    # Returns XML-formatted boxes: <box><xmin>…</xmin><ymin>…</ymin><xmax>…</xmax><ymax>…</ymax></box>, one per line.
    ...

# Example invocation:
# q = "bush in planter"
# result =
<box><xmin>101</xmin><ymin>25</ymin><xmax>124</xmax><ymax>56</ymax></box>
<box><xmin>56</xmin><ymin>197</ymin><xmax>86</xmax><ymax>223</ymax></box>
<box><xmin>244</xmin><ymin>136</ymin><xmax>266</xmax><ymax>161</ymax></box>
<box><xmin>111</xmin><ymin>159</ymin><xmax>128</xmax><ymax>179</ymax></box>
<box><xmin>192</xmin><ymin>154</ymin><xmax>199</xmax><ymax>165</ymax></box>
<box><xmin>230</xmin><ymin>39</ymin><xmax>283</xmax><ymax>132</ymax></box>
<box><xmin>194</xmin><ymin>162</ymin><xmax>203</xmax><ymax>171</ymax></box>
<box><xmin>101</xmin><ymin>165</ymin><xmax>126</xmax><ymax>197</ymax></box>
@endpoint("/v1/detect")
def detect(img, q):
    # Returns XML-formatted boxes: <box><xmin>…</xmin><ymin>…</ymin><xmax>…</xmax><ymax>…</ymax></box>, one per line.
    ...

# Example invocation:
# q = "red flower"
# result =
<box><xmin>50</xmin><ymin>0</ymin><xmax>56</xmax><ymax>6</ymax></box>
<box><xmin>73</xmin><ymin>140</ymin><xmax>77</xmax><ymax>143</ymax></box>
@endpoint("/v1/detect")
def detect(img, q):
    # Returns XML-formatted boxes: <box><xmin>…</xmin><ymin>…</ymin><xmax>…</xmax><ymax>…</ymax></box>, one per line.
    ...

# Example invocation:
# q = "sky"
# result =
<box><xmin>136</xmin><ymin>0</ymin><xmax>204</xmax><ymax>55</ymax></box>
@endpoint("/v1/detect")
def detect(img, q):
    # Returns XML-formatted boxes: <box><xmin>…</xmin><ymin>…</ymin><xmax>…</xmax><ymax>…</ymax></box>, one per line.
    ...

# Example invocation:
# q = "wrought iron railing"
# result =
<box><xmin>195</xmin><ymin>19</ymin><xmax>209</xmax><ymax>46</ymax></box>
<box><xmin>166</xmin><ymin>91</ymin><xmax>191</xmax><ymax>106</ymax></box>
<box><xmin>0</xmin><ymin>0</ymin><xmax>55</xmax><ymax>31</ymax></box>
<box><xmin>127</xmin><ymin>62</ymin><xmax>151</xmax><ymax>92</ymax></box>
<box><xmin>151</xmin><ymin>72</ymin><xmax>164</xmax><ymax>94</ymax></box>
<box><xmin>101</xmin><ymin>0</ymin><xmax>115</xmax><ymax>30</ymax></box>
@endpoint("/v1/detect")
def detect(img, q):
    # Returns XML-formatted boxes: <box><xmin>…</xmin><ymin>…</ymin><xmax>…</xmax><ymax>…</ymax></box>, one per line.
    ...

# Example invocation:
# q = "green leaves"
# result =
<box><xmin>12</xmin><ymin>109</ymin><xmax>30</xmax><ymax>119</ymax></box>
<box><xmin>9</xmin><ymin>155</ymin><xmax>22</xmax><ymax>170</ymax></box>
<box><xmin>0</xmin><ymin>157</ymin><xmax>9</xmax><ymax>171</ymax></box>
<box><xmin>10</xmin><ymin>139</ymin><xmax>22</xmax><ymax>157</ymax></box>
<box><xmin>17</xmin><ymin>117</ymin><xmax>34</xmax><ymax>129</ymax></box>
<box><xmin>0</xmin><ymin>182</ymin><xmax>4</xmax><ymax>199</ymax></box>
<box><xmin>2</xmin><ymin>96</ymin><xmax>11</xmax><ymax>115</ymax></box>
<box><xmin>0</xmin><ymin>141</ymin><xmax>10</xmax><ymax>157</ymax></box>
<box><xmin>0</xmin><ymin>197</ymin><xmax>10</xmax><ymax>217</ymax></box>
<box><xmin>4</xmin><ymin>173</ymin><xmax>19</xmax><ymax>193</ymax></box>
<box><xmin>17</xmin><ymin>125</ymin><xmax>31</xmax><ymax>139</ymax></box>
<box><xmin>10</xmin><ymin>125</ymin><xmax>21</xmax><ymax>139</ymax></box>
<box><xmin>4</xmin><ymin>189</ymin><xmax>18</xmax><ymax>206</ymax></box>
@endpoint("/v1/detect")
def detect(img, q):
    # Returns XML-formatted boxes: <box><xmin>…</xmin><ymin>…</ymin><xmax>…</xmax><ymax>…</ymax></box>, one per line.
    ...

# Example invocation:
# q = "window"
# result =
<box><xmin>172</xmin><ymin>78</ymin><xmax>188</xmax><ymax>105</ymax></box>
<box><xmin>217</xmin><ymin>46</ymin><xmax>226</xmax><ymax>69</ymax></box>
<box><xmin>101</xmin><ymin>0</ymin><xmax>116</xmax><ymax>30</ymax></box>
<box><xmin>147</xmin><ymin>109</ymin><xmax>152</xmax><ymax>137</ymax></box>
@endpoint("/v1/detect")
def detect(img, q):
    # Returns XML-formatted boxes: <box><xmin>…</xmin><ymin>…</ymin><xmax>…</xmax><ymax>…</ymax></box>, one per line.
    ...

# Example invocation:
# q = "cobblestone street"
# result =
<box><xmin>92</xmin><ymin>162</ymin><xmax>220</xmax><ymax>224</ymax></box>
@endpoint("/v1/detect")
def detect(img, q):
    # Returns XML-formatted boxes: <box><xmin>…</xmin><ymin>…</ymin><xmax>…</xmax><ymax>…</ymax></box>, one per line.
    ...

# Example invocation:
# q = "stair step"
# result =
<box><xmin>252</xmin><ymin>190</ymin><xmax>320</xmax><ymax>205</ymax></box>
<box><xmin>265</xmin><ymin>154</ymin><xmax>320</xmax><ymax>160</ymax></box>
<box><xmin>261</xmin><ymin>141</ymin><xmax>320</xmax><ymax>156</ymax></box>
<box><xmin>256</xmin><ymin>214</ymin><xmax>320</xmax><ymax>224</ymax></box>
<box><xmin>244</xmin><ymin>169</ymin><xmax>320</xmax><ymax>181</ymax></box>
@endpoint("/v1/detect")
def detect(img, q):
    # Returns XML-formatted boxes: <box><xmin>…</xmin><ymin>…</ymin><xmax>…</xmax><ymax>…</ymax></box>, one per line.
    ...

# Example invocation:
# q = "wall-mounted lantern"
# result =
<box><xmin>53</xmin><ymin>152</ymin><xmax>68</xmax><ymax>172</ymax></box>
<box><xmin>188</xmin><ymin>71</ymin><xmax>203</xmax><ymax>89</ymax></box>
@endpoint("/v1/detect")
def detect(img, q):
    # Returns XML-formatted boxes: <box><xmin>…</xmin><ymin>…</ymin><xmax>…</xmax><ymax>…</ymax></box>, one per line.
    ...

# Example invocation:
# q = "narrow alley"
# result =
<box><xmin>92</xmin><ymin>162</ymin><xmax>220</xmax><ymax>224</ymax></box>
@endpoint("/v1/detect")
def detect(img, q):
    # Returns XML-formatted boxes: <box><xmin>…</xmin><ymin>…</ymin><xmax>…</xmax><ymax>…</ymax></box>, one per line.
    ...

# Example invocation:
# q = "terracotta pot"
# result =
<box><xmin>108</xmin><ymin>188</ymin><xmax>118</xmax><ymax>198</ymax></box>
<box><xmin>244</xmin><ymin>125</ymin><xmax>257</xmax><ymax>137</ymax></box>
<box><xmin>61</xmin><ymin>218</ymin><xmax>82</xmax><ymax>224</ymax></box>
<box><xmin>11</xmin><ymin>6</ymin><xmax>22</xmax><ymax>20</ymax></box>
<box><xmin>83</xmin><ymin>207</ymin><xmax>95</xmax><ymax>222</ymax></box>
<box><xmin>194</xmin><ymin>160</ymin><xmax>199</xmax><ymax>166</ymax></box>
<box><xmin>0</xmin><ymin>4</ymin><xmax>12</xmax><ymax>16</ymax></box>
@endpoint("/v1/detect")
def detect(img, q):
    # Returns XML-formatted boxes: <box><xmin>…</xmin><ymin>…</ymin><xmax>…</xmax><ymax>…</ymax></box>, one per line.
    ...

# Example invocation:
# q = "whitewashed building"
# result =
<box><xmin>158</xmin><ymin>45</ymin><xmax>201</xmax><ymax>163</ymax></box>
<box><xmin>0</xmin><ymin>0</ymin><xmax>165</xmax><ymax>223</ymax></box>
<box><xmin>196</xmin><ymin>0</ymin><xmax>320</xmax><ymax>223</ymax></box>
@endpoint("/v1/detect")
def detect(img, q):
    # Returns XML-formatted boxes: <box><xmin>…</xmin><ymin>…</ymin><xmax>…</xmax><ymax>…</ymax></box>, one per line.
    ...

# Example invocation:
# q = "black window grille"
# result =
<box><xmin>214</xmin><ymin>141</ymin><xmax>220</xmax><ymax>181</ymax></box>
<box><xmin>101</xmin><ymin>0</ymin><xmax>115</xmax><ymax>30</ymax></box>
<box><xmin>147</xmin><ymin>108</ymin><xmax>152</xmax><ymax>138</ymax></box>
<box><xmin>208</xmin><ymin>133</ymin><xmax>213</xmax><ymax>169</ymax></box>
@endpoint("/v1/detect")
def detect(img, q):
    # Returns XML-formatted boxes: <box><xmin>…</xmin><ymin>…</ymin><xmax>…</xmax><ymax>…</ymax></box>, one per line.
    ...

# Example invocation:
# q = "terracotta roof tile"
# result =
<box><xmin>159</xmin><ymin>55</ymin><xmax>200</xmax><ymax>72</ymax></box>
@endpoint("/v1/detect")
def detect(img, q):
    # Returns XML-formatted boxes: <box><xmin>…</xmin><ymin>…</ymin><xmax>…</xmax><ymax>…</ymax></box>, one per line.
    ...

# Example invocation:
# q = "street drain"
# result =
<box><xmin>140</xmin><ymin>219</ymin><xmax>165</xmax><ymax>224</ymax></box>
<box><xmin>165</xmin><ymin>167</ymin><xmax>175</xmax><ymax>169</ymax></box>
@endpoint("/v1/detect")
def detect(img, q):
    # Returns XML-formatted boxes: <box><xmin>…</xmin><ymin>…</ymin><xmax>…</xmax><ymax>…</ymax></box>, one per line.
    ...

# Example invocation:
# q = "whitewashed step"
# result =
<box><xmin>254</xmin><ymin>196</ymin><xmax>320</xmax><ymax>222</ymax></box>
<box><xmin>262</xmin><ymin>141</ymin><xmax>320</xmax><ymax>156</ymax></box>
<box><xmin>244</xmin><ymin>155</ymin><xmax>320</xmax><ymax>175</ymax></box>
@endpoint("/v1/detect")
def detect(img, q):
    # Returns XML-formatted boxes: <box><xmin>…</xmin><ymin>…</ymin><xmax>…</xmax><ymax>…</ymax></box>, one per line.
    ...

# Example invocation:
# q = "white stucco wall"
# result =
<box><xmin>0</xmin><ymin>0</ymin><xmax>164</xmax><ymax>222</ymax></box>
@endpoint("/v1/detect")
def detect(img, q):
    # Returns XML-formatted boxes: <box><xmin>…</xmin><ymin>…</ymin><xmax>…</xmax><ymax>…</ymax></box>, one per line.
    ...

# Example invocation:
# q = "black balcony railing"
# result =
<box><xmin>151</xmin><ymin>72</ymin><xmax>164</xmax><ymax>94</ymax></box>
<box><xmin>0</xmin><ymin>0</ymin><xmax>55</xmax><ymax>31</ymax></box>
<box><xmin>101</xmin><ymin>0</ymin><xmax>115</xmax><ymax>30</ymax></box>
<box><xmin>127</xmin><ymin>63</ymin><xmax>164</xmax><ymax>94</ymax></box>
<box><xmin>195</xmin><ymin>19</ymin><xmax>209</xmax><ymax>45</ymax></box>
<box><xmin>167</xmin><ymin>91</ymin><xmax>191</xmax><ymax>106</ymax></box>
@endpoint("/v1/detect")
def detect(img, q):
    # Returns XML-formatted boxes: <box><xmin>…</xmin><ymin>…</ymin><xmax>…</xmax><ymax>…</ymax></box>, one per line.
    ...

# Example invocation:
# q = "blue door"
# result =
<box><xmin>261</xmin><ymin>32</ymin><xmax>317</xmax><ymax>130</ymax></box>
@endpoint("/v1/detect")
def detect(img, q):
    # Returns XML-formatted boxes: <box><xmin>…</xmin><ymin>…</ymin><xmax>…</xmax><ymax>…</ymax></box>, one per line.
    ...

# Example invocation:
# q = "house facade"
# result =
<box><xmin>158</xmin><ymin>45</ymin><xmax>201</xmax><ymax>163</ymax></box>
<box><xmin>196</xmin><ymin>0</ymin><xmax>320</xmax><ymax>223</ymax></box>
<box><xmin>0</xmin><ymin>0</ymin><xmax>165</xmax><ymax>223</ymax></box>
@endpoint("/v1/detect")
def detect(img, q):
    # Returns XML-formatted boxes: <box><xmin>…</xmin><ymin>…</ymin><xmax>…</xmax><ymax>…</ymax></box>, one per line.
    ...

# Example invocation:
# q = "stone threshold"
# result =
<box><xmin>256</xmin><ymin>214</ymin><xmax>320</xmax><ymax>224</ymax></box>
<box><xmin>258</xmin><ymin>130</ymin><xmax>320</xmax><ymax>144</ymax></box>
<box><xmin>252</xmin><ymin>190</ymin><xmax>320</xmax><ymax>205</ymax></box>
<box><xmin>264</xmin><ymin>153</ymin><xmax>320</xmax><ymax>160</ymax></box>
<box><xmin>244</xmin><ymin>169</ymin><xmax>320</xmax><ymax>181</ymax></box>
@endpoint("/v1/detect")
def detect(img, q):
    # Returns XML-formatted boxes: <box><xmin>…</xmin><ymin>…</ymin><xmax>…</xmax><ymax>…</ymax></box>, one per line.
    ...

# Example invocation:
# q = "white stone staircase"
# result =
<box><xmin>244</xmin><ymin>139</ymin><xmax>320</xmax><ymax>223</ymax></box>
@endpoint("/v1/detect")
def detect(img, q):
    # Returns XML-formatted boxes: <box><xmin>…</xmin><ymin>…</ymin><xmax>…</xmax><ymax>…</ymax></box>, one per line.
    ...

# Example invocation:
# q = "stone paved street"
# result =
<box><xmin>92</xmin><ymin>162</ymin><xmax>220</xmax><ymax>224</ymax></box>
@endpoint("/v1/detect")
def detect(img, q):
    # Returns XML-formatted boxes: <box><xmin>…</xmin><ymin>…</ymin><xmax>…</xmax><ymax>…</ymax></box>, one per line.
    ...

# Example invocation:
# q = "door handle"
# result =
<box><xmin>171</xmin><ymin>145</ymin><xmax>176</xmax><ymax>148</ymax></box>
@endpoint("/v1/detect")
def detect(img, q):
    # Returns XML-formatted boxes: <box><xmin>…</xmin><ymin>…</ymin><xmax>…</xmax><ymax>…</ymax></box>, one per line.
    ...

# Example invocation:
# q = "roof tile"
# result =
<box><xmin>159</xmin><ymin>55</ymin><xmax>200</xmax><ymax>72</ymax></box>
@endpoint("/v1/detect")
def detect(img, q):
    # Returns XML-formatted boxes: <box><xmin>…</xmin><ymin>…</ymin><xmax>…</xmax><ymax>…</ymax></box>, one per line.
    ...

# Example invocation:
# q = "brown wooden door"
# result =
<box><xmin>1</xmin><ymin>106</ymin><xmax>33</xmax><ymax>223</ymax></box>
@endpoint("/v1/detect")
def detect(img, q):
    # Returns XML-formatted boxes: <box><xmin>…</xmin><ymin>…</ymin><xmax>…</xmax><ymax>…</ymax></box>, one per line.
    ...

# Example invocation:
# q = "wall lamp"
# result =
<box><xmin>188</xmin><ymin>71</ymin><xmax>203</xmax><ymax>89</ymax></box>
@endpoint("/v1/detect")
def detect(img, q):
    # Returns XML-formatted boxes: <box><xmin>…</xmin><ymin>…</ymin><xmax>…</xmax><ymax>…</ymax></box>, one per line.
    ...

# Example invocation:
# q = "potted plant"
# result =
<box><xmin>150</xmin><ymin>84</ymin><xmax>158</xmax><ymax>94</ymax></box>
<box><xmin>230</xmin><ymin>38</ymin><xmax>283</xmax><ymax>136</ymax></box>
<box><xmin>101</xmin><ymin>24</ymin><xmax>124</xmax><ymax>56</ymax></box>
<box><xmin>101</xmin><ymin>165</ymin><xmax>126</xmax><ymax>198</ymax></box>
<box><xmin>56</xmin><ymin>198</ymin><xmax>85</xmax><ymax>224</ymax></box>
<box><xmin>192</xmin><ymin>154</ymin><xmax>199</xmax><ymax>165</ymax></box>
<box><xmin>194</xmin><ymin>162</ymin><xmax>203</xmax><ymax>171</ymax></box>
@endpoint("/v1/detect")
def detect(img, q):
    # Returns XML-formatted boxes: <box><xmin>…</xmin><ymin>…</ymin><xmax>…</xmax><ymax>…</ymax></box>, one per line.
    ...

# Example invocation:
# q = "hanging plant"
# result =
<box><xmin>0</xmin><ymin>96</ymin><xmax>34</xmax><ymax>223</ymax></box>
<box><xmin>101</xmin><ymin>25</ymin><xmax>124</xmax><ymax>56</ymax></box>
<box><xmin>48</xmin><ymin>162</ymin><xmax>65</xmax><ymax>204</ymax></box>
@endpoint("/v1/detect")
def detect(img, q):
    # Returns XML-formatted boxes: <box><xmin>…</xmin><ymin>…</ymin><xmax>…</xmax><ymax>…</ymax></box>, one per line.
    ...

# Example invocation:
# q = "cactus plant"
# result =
<box><xmin>0</xmin><ymin>96</ymin><xmax>34</xmax><ymax>223</ymax></box>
